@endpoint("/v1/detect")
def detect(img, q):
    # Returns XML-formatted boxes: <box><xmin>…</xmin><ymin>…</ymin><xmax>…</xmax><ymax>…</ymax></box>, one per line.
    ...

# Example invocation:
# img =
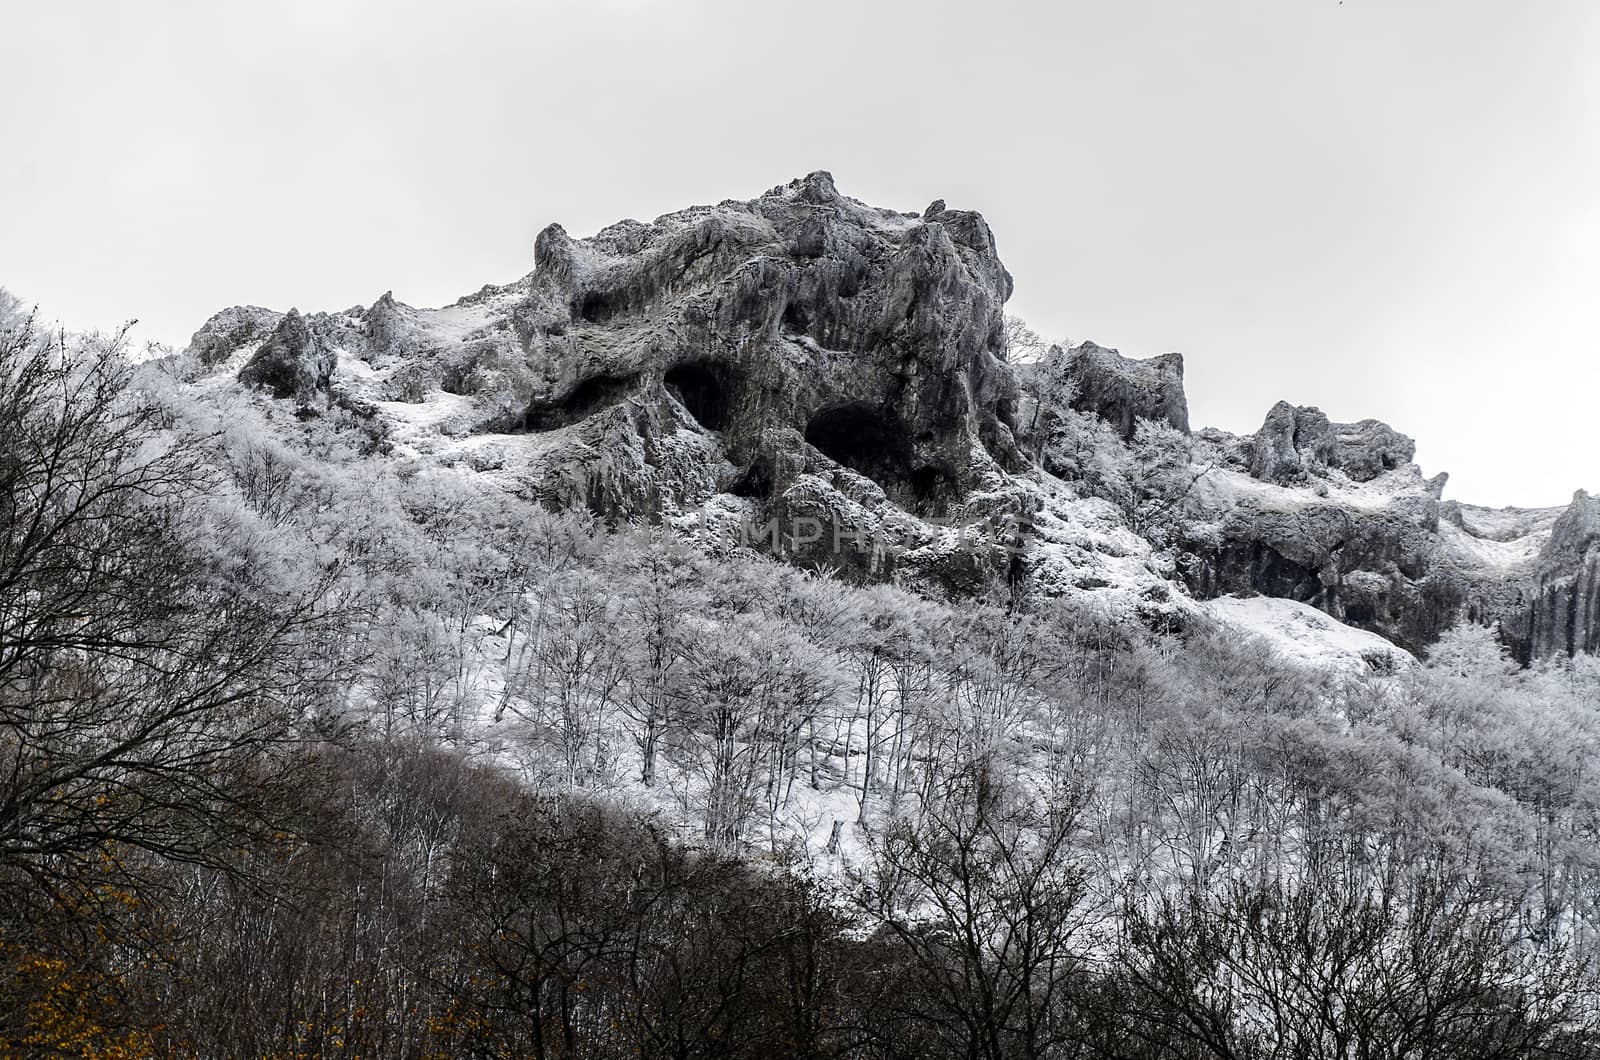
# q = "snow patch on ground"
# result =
<box><xmin>369</xmin><ymin>392</ymin><xmax>480</xmax><ymax>456</ymax></box>
<box><xmin>1204</xmin><ymin>595</ymin><xmax>1415</xmax><ymax>673</ymax></box>
<box><xmin>414</xmin><ymin>297</ymin><xmax>508</xmax><ymax>344</ymax></box>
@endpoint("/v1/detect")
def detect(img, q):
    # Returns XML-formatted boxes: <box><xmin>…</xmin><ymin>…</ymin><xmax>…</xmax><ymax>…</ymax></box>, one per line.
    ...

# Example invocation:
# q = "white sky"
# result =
<box><xmin>2</xmin><ymin>0</ymin><xmax>1594</xmax><ymax>507</ymax></box>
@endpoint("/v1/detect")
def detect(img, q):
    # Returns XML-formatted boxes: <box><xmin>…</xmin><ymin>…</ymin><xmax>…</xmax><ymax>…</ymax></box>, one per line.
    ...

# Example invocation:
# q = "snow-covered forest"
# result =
<box><xmin>7</xmin><ymin>295</ymin><xmax>1600</xmax><ymax>1057</ymax></box>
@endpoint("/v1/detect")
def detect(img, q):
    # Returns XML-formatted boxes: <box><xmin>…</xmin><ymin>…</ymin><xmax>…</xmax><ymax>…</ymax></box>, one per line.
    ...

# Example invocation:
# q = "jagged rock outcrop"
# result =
<box><xmin>1172</xmin><ymin>398</ymin><xmax>1480</xmax><ymax>653</ymax></box>
<box><xmin>1173</xmin><ymin>400</ymin><xmax>1466</xmax><ymax>651</ymax></box>
<box><xmin>1064</xmin><ymin>342</ymin><xmax>1189</xmax><ymax>440</ymax></box>
<box><xmin>1249</xmin><ymin>402</ymin><xmax>1336</xmax><ymax>484</ymax></box>
<box><xmin>1179</xmin><ymin>459</ymin><xmax>1460</xmax><ymax>654</ymax></box>
<box><xmin>239</xmin><ymin>309</ymin><xmax>339</xmax><ymax>410</ymax></box>
<box><xmin>1515</xmin><ymin>491</ymin><xmax>1600</xmax><ymax>660</ymax></box>
<box><xmin>1334</xmin><ymin>419</ymin><xmax>1416</xmax><ymax>482</ymax></box>
<box><xmin>361</xmin><ymin>292</ymin><xmax>409</xmax><ymax>363</ymax></box>
<box><xmin>490</xmin><ymin>171</ymin><xmax>1031</xmax><ymax>586</ymax></box>
<box><xmin>184</xmin><ymin>305</ymin><xmax>283</xmax><ymax>366</ymax></box>
<box><xmin>1248</xmin><ymin>402</ymin><xmax>1415</xmax><ymax>485</ymax></box>
<box><xmin>173</xmin><ymin>172</ymin><xmax>1588</xmax><ymax>663</ymax></box>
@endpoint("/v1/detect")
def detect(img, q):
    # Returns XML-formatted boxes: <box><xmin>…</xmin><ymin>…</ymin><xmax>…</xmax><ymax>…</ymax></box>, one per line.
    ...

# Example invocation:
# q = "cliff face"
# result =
<box><xmin>177</xmin><ymin>174</ymin><xmax>1577</xmax><ymax>663</ymax></box>
<box><xmin>237</xmin><ymin>309</ymin><xmax>340</xmax><ymax>409</ymax></box>
<box><xmin>1172</xmin><ymin>404</ymin><xmax>1467</xmax><ymax>654</ymax></box>
<box><xmin>1511</xmin><ymin>492</ymin><xmax>1600</xmax><ymax>660</ymax></box>
<box><xmin>511</xmin><ymin>172</ymin><xmax>1023</xmax><ymax>530</ymax></box>
<box><xmin>1179</xmin><ymin>474</ymin><xmax>1458</xmax><ymax>656</ymax></box>
<box><xmin>496</xmin><ymin>171</ymin><xmax>1044</xmax><ymax>589</ymax></box>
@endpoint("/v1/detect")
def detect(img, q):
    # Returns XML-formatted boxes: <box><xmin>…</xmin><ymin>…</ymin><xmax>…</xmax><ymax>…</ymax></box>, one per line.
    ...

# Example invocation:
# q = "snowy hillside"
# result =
<box><xmin>10</xmin><ymin>171</ymin><xmax>1600</xmax><ymax>1055</ymax></box>
<box><xmin>1204</xmin><ymin>595</ymin><xmax>1415</xmax><ymax>673</ymax></box>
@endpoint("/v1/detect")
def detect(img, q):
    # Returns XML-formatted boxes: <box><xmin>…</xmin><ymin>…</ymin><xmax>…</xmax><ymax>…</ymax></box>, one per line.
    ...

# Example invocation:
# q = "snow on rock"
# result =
<box><xmin>1437</xmin><ymin>519</ymin><xmax>1545</xmax><ymax>571</ymax></box>
<box><xmin>1204</xmin><ymin>595</ymin><xmax>1415</xmax><ymax>674</ymax></box>
<box><xmin>164</xmin><ymin>172</ymin><xmax>1590</xmax><ymax>664</ymax></box>
<box><xmin>1437</xmin><ymin>501</ymin><xmax>1561</xmax><ymax>571</ymax></box>
<box><xmin>183</xmin><ymin>305</ymin><xmax>284</xmax><ymax>367</ymax></box>
<box><xmin>1196</xmin><ymin>464</ymin><xmax>1432</xmax><ymax>515</ymax></box>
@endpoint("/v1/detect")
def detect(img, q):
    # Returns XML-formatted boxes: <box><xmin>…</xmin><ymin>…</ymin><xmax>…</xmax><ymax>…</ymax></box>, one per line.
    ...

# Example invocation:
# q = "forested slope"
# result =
<box><xmin>5</xmin><ymin>291</ymin><xmax>1600</xmax><ymax>1056</ymax></box>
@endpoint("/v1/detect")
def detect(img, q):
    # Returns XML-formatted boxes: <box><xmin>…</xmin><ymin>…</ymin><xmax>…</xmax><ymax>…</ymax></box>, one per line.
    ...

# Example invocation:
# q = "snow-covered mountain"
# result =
<box><xmin>170</xmin><ymin>172</ymin><xmax>1582</xmax><ymax>668</ymax></box>
<box><xmin>13</xmin><ymin>176</ymin><xmax>1600</xmax><ymax>1056</ymax></box>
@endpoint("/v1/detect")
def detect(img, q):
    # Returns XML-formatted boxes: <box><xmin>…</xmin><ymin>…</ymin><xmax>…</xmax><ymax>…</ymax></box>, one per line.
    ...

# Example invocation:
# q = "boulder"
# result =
<box><xmin>1335</xmin><ymin>419</ymin><xmax>1416</xmax><ymax>482</ymax></box>
<box><xmin>1249</xmin><ymin>401</ymin><xmax>1335</xmax><ymax>483</ymax></box>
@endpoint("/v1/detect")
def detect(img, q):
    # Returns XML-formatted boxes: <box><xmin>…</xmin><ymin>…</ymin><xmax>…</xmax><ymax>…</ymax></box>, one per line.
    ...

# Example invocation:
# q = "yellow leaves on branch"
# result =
<box><xmin>0</xmin><ymin>945</ymin><xmax>158</xmax><ymax>1060</ymax></box>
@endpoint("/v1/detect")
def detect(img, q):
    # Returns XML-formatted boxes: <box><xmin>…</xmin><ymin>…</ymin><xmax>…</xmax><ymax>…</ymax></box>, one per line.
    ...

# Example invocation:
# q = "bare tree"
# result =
<box><xmin>854</xmin><ymin>766</ymin><xmax>1097</xmax><ymax>1060</ymax></box>
<box><xmin>0</xmin><ymin>315</ymin><xmax>329</xmax><ymax>942</ymax></box>
<box><xmin>609</xmin><ymin>532</ymin><xmax>705</xmax><ymax>787</ymax></box>
<box><xmin>503</xmin><ymin>567</ymin><xmax>626</xmax><ymax>787</ymax></box>
<box><xmin>1119</xmin><ymin>870</ymin><xmax>1594</xmax><ymax>1060</ymax></box>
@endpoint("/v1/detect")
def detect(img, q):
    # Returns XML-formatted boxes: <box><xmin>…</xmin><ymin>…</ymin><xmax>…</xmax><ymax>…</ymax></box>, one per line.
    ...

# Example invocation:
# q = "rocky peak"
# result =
<box><xmin>361</xmin><ymin>291</ymin><xmax>411</xmax><ymax>364</ymax></box>
<box><xmin>508</xmin><ymin>171</ymin><xmax>1024</xmax><ymax>545</ymax></box>
<box><xmin>238</xmin><ymin>309</ymin><xmax>339</xmax><ymax>411</ymax></box>
<box><xmin>1249</xmin><ymin>401</ymin><xmax>1336</xmax><ymax>484</ymax></box>
<box><xmin>1537</xmin><ymin>490</ymin><xmax>1600</xmax><ymax>581</ymax></box>
<box><xmin>1248</xmin><ymin>401</ymin><xmax>1415</xmax><ymax>485</ymax></box>
<box><xmin>184</xmin><ymin>305</ymin><xmax>283</xmax><ymax>366</ymax></box>
<box><xmin>1333</xmin><ymin>419</ymin><xmax>1416</xmax><ymax>482</ymax></box>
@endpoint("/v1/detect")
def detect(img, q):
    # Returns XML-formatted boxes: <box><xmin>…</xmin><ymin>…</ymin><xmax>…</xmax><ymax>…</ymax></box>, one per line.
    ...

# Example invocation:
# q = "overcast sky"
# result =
<box><xmin>1</xmin><ymin>1</ymin><xmax>1594</xmax><ymax>506</ymax></box>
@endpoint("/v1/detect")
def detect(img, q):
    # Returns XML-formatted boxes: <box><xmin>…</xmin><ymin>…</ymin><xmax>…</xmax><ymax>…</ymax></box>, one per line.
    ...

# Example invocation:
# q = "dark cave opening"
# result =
<box><xmin>730</xmin><ymin>456</ymin><xmax>774</xmax><ymax>500</ymax></box>
<box><xmin>665</xmin><ymin>362</ymin><xmax>733</xmax><ymax>432</ymax></box>
<box><xmin>575</xmin><ymin>290</ymin><xmax>622</xmax><ymax>324</ymax></box>
<box><xmin>524</xmin><ymin>373</ymin><xmax>636</xmax><ymax>432</ymax></box>
<box><xmin>805</xmin><ymin>403</ymin><xmax>943</xmax><ymax>512</ymax></box>
<box><xmin>995</xmin><ymin>397</ymin><xmax>1017</xmax><ymax>431</ymax></box>
<box><xmin>781</xmin><ymin>301</ymin><xmax>810</xmax><ymax>333</ymax></box>
<box><xmin>908</xmin><ymin>465</ymin><xmax>957</xmax><ymax>519</ymax></box>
